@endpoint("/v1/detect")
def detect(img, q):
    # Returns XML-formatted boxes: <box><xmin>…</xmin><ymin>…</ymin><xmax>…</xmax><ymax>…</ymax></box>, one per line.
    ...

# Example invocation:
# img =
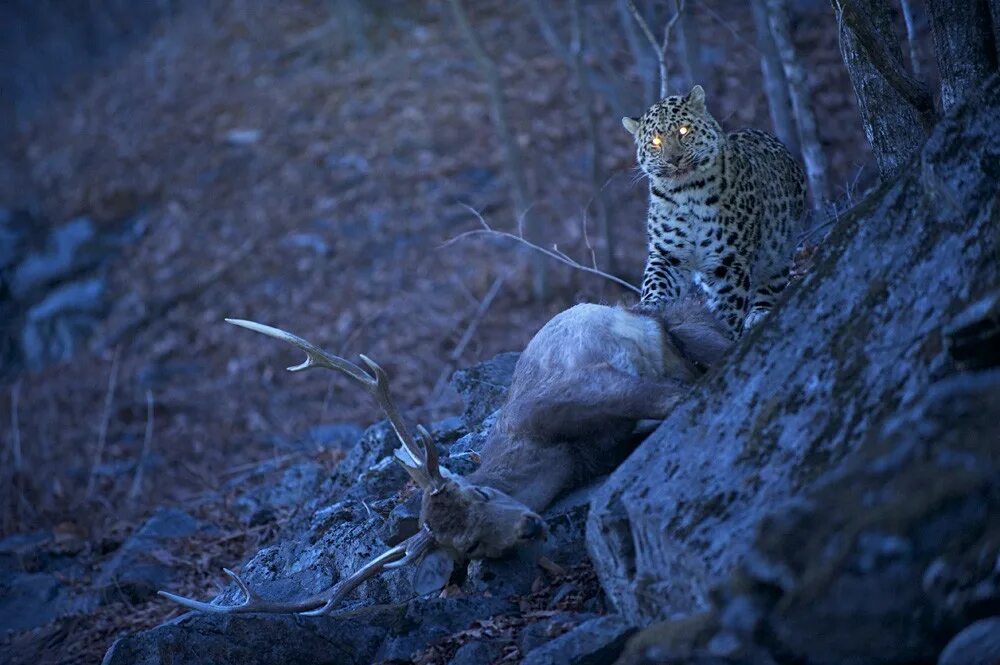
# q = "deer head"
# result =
<box><xmin>158</xmin><ymin>319</ymin><xmax>544</xmax><ymax>616</ymax></box>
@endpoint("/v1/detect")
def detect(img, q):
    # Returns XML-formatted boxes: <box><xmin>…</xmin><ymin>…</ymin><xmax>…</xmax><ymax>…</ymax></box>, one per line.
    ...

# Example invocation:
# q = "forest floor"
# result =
<box><xmin>0</xmin><ymin>0</ymin><xmax>877</xmax><ymax>661</ymax></box>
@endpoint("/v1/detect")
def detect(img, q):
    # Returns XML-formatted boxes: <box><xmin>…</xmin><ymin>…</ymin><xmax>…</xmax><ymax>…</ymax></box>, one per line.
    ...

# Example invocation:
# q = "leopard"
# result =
<box><xmin>623</xmin><ymin>84</ymin><xmax>806</xmax><ymax>337</ymax></box>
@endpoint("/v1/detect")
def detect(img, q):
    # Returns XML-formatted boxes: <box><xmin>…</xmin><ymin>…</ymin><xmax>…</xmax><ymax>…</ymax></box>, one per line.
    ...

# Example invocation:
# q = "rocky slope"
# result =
<box><xmin>94</xmin><ymin>76</ymin><xmax>1000</xmax><ymax>665</ymax></box>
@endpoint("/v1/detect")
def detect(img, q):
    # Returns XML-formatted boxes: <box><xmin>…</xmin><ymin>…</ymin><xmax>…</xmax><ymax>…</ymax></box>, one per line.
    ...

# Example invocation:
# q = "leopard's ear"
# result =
<box><xmin>622</xmin><ymin>116</ymin><xmax>640</xmax><ymax>135</ymax></box>
<box><xmin>685</xmin><ymin>85</ymin><xmax>706</xmax><ymax>113</ymax></box>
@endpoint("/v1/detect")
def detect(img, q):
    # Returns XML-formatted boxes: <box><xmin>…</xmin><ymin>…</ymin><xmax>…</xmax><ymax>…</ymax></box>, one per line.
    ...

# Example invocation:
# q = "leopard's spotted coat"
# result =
<box><xmin>624</xmin><ymin>85</ymin><xmax>806</xmax><ymax>337</ymax></box>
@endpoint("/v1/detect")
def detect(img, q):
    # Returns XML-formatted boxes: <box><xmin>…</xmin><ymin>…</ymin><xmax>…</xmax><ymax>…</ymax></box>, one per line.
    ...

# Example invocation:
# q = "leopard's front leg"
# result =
<box><xmin>700</xmin><ymin>254</ymin><xmax>752</xmax><ymax>338</ymax></box>
<box><xmin>640</xmin><ymin>248</ymin><xmax>689</xmax><ymax>307</ymax></box>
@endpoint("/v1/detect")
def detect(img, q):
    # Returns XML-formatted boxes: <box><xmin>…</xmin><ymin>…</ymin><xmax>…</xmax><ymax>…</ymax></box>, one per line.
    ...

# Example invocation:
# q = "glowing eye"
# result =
<box><xmin>651</xmin><ymin>135</ymin><xmax>662</xmax><ymax>148</ymax></box>
<box><xmin>678</xmin><ymin>126</ymin><xmax>689</xmax><ymax>136</ymax></box>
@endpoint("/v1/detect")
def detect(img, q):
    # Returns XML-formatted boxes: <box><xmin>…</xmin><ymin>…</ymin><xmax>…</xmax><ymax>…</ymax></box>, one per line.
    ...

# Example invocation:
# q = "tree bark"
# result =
<box><xmin>750</xmin><ymin>0</ymin><xmax>800</xmax><ymax>155</ymax></box>
<box><xmin>448</xmin><ymin>0</ymin><xmax>547</xmax><ymax>299</ymax></box>
<box><xmin>925</xmin><ymin>0</ymin><xmax>998</xmax><ymax>112</ymax></box>
<box><xmin>766</xmin><ymin>0</ymin><xmax>830</xmax><ymax>209</ymax></box>
<box><xmin>833</xmin><ymin>0</ymin><xmax>933</xmax><ymax>180</ymax></box>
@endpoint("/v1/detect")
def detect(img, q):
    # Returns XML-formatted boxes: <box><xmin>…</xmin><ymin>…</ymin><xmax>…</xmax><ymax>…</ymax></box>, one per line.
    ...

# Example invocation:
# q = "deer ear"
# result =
<box><xmin>685</xmin><ymin>85</ymin><xmax>706</xmax><ymax>113</ymax></box>
<box><xmin>622</xmin><ymin>116</ymin><xmax>640</xmax><ymax>135</ymax></box>
<box><xmin>412</xmin><ymin>548</ymin><xmax>455</xmax><ymax>595</ymax></box>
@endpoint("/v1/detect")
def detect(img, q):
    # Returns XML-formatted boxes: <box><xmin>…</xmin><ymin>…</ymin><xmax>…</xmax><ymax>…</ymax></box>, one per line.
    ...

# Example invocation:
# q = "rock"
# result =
<box><xmin>10</xmin><ymin>217</ymin><xmax>96</xmax><ymax>298</ymax></box>
<box><xmin>374</xmin><ymin>596</ymin><xmax>515</xmax><ymax>661</ymax></box>
<box><xmin>102</xmin><ymin>594</ymin><xmax>514</xmax><ymax>665</ymax></box>
<box><xmin>450</xmin><ymin>351</ymin><xmax>520</xmax><ymax>429</ymax></box>
<box><xmin>448</xmin><ymin>639</ymin><xmax>505</xmax><ymax>665</ymax></box>
<box><xmin>0</xmin><ymin>530</ymin><xmax>53</xmax><ymax>575</ymax></box>
<box><xmin>21</xmin><ymin>277</ymin><xmax>106</xmax><ymax>368</ymax></box>
<box><xmin>741</xmin><ymin>371</ymin><xmax>1000</xmax><ymax>664</ymax></box>
<box><xmin>380</xmin><ymin>493</ymin><xmax>421</xmax><ymax>546</ymax></box>
<box><xmin>232</xmin><ymin>461</ymin><xmax>325</xmax><ymax>525</ymax></box>
<box><xmin>519</xmin><ymin>612</ymin><xmax>597</xmax><ymax>654</ymax></box>
<box><xmin>586</xmin><ymin>77</ymin><xmax>1000</xmax><ymax>624</ymax></box>
<box><xmin>938</xmin><ymin>618</ymin><xmax>1000</xmax><ymax>665</ymax></box>
<box><xmin>0</xmin><ymin>571</ymin><xmax>99</xmax><ymax>635</ymax></box>
<box><xmin>102</xmin><ymin>606</ymin><xmax>392</xmax><ymax>665</ymax></box>
<box><xmin>97</xmin><ymin>508</ymin><xmax>202</xmax><ymax>603</ymax></box>
<box><xmin>521</xmin><ymin>614</ymin><xmax>636</xmax><ymax>665</ymax></box>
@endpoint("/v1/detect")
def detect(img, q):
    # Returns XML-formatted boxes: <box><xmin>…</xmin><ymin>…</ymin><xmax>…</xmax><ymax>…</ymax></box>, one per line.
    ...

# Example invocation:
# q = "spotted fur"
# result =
<box><xmin>623</xmin><ymin>85</ymin><xmax>806</xmax><ymax>337</ymax></box>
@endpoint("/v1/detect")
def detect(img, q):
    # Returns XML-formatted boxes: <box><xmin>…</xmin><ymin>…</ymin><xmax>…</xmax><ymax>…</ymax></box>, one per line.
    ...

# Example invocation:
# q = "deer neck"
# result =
<box><xmin>466</xmin><ymin>436</ymin><xmax>574</xmax><ymax>513</ymax></box>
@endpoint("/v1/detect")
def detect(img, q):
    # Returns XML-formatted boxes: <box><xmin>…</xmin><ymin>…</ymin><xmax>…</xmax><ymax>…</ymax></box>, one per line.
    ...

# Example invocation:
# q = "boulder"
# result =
<box><xmin>97</xmin><ymin>508</ymin><xmax>203</xmax><ymax>604</ymax></box>
<box><xmin>101</xmin><ymin>595</ymin><xmax>515</xmax><ymax>665</ymax></box>
<box><xmin>587</xmin><ymin>76</ymin><xmax>1000</xmax><ymax>624</ymax></box>
<box><xmin>521</xmin><ymin>614</ymin><xmax>636</xmax><ymax>665</ymax></box>
<box><xmin>450</xmin><ymin>351</ymin><xmax>520</xmax><ymax>429</ymax></box>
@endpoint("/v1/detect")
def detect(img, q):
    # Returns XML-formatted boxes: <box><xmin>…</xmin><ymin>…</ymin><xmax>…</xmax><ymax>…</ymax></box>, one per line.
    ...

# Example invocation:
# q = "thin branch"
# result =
<box><xmin>9</xmin><ymin>381</ymin><xmax>22</xmax><ymax>474</ymax></box>
<box><xmin>448</xmin><ymin>0</ymin><xmax>547</xmax><ymax>299</ymax></box>
<box><xmin>86</xmin><ymin>347</ymin><xmax>121</xmax><ymax>500</ymax></box>
<box><xmin>128</xmin><ymin>389</ymin><xmax>155</xmax><ymax>503</ymax></box>
<box><xmin>429</xmin><ymin>273</ymin><xmax>508</xmax><ymax>404</ymax></box>
<box><xmin>451</xmin><ymin>274</ymin><xmax>507</xmax><ymax>362</ymax></box>
<box><xmin>626</xmin><ymin>0</ymin><xmax>687</xmax><ymax>98</ymax></box>
<box><xmin>443</xmin><ymin>205</ymin><xmax>640</xmax><ymax>294</ymax></box>
<box><xmin>898</xmin><ymin>0</ymin><xmax>924</xmax><ymax>82</ymax></box>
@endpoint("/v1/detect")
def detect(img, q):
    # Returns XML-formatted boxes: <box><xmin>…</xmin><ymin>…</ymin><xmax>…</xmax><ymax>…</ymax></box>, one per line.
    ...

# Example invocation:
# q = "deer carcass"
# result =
<box><xmin>159</xmin><ymin>300</ymin><xmax>730</xmax><ymax>615</ymax></box>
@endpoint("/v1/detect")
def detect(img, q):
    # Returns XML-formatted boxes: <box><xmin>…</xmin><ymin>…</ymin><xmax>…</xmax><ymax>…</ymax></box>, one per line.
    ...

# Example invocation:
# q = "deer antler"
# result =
<box><xmin>159</xmin><ymin>319</ymin><xmax>446</xmax><ymax>615</ymax></box>
<box><xmin>158</xmin><ymin>526</ymin><xmax>434</xmax><ymax>615</ymax></box>
<box><xmin>224</xmin><ymin>318</ymin><xmax>444</xmax><ymax>490</ymax></box>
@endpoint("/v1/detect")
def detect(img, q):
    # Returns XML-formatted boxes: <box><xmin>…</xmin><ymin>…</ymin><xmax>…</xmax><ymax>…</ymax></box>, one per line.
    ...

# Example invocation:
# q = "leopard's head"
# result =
<box><xmin>623</xmin><ymin>85</ymin><xmax>723</xmax><ymax>182</ymax></box>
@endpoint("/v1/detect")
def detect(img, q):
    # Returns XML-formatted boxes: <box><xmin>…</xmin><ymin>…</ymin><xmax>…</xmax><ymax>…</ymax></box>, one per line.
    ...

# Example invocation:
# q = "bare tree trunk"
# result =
<box><xmin>832</xmin><ymin>0</ymin><xmax>934</xmax><ymax>180</ymax></box>
<box><xmin>674</xmin><ymin>7</ymin><xmax>703</xmax><ymax>91</ymax></box>
<box><xmin>617</xmin><ymin>0</ymin><xmax>657</xmax><ymax>106</ymax></box>
<box><xmin>570</xmin><ymin>0</ymin><xmax>617</xmax><ymax>276</ymax></box>
<box><xmin>750</xmin><ymin>0</ymin><xmax>800</xmax><ymax>155</ymax></box>
<box><xmin>898</xmin><ymin>0</ymin><xmax>924</xmax><ymax>82</ymax></box>
<box><xmin>925</xmin><ymin>0</ymin><xmax>998</xmax><ymax>112</ymax></box>
<box><xmin>448</xmin><ymin>0</ymin><xmax>547</xmax><ymax>300</ymax></box>
<box><xmin>766</xmin><ymin>0</ymin><xmax>830</xmax><ymax>209</ymax></box>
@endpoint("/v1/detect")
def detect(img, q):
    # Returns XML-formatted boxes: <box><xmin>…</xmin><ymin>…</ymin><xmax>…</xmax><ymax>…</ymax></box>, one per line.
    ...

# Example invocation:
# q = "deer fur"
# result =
<box><xmin>159</xmin><ymin>298</ymin><xmax>730</xmax><ymax>614</ymax></box>
<box><xmin>414</xmin><ymin>299</ymin><xmax>731</xmax><ymax>560</ymax></box>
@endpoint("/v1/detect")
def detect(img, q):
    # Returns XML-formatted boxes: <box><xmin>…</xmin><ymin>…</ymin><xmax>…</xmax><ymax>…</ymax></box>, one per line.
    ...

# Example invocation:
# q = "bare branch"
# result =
<box><xmin>447</xmin><ymin>0</ymin><xmax>547</xmax><ymax>299</ymax></box>
<box><xmin>9</xmin><ymin>381</ymin><xmax>21</xmax><ymax>474</ymax></box>
<box><xmin>86</xmin><ymin>347</ymin><xmax>121</xmax><ymax>500</ymax></box>
<box><xmin>128</xmin><ymin>389</ymin><xmax>155</xmax><ymax>503</ymax></box>
<box><xmin>443</xmin><ymin>205</ymin><xmax>640</xmax><ymax>294</ymax></box>
<box><xmin>626</xmin><ymin>0</ymin><xmax>687</xmax><ymax>98</ymax></box>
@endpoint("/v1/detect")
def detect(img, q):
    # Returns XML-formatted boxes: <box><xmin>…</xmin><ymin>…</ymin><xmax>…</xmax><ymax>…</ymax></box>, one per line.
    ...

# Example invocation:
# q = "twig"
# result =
<box><xmin>451</xmin><ymin>274</ymin><xmax>507</xmax><ymax>362</ymax></box>
<box><xmin>429</xmin><ymin>273</ymin><xmax>508</xmax><ymax>403</ymax></box>
<box><xmin>443</xmin><ymin>204</ymin><xmax>640</xmax><ymax>294</ymax></box>
<box><xmin>86</xmin><ymin>347</ymin><xmax>122</xmax><ymax>500</ymax></box>
<box><xmin>128</xmin><ymin>389</ymin><xmax>155</xmax><ymax>502</ymax></box>
<box><xmin>10</xmin><ymin>381</ymin><xmax>22</xmax><ymax>474</ymax></box>
<box><xmin>626</xmin><ymin>0</ymin><xmax>686</xmax><ymax>98</ymax></box>
<box><xmin>448</xmin><ymin>0</ymin><xmax>547</xmax><ymax>299</ymax></box>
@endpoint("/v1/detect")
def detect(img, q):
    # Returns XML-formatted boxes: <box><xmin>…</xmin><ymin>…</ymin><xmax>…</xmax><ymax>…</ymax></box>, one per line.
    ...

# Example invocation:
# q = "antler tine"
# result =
<box><xmin>157</xmin><ymin>568</ymin><xmax>328</xmax><ymax>614</ymax></box>
<box><xmin>302</xmin><ymin>527</ymin><xmax>434</xmax><ymax>616</ymax></box>
<box><xmin>226</xmin><ymin>319</ymin><xmax>436</xmax><ymax>489</ymax></box>
<box><xmin>159</xmin><ymin>528</ymin><xmax>436</xmax><ymax>616</ymax></box>
<box><xmin>416</xmin><ymin>424</ymin><xmax>444</xmax><ymax>489</ymax></box>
